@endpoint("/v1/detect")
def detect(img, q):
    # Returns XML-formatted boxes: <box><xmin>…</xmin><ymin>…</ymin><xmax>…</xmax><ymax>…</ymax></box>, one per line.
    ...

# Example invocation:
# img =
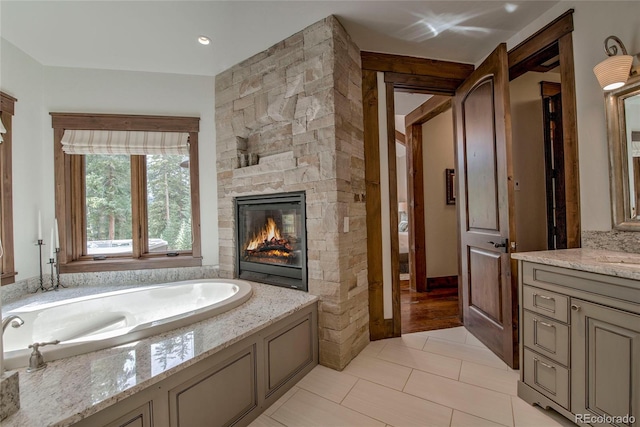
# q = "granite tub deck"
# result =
<box><xmin>512</xmin><ymin>248</ymin><xmax>640</xmax><ymax>281</ymax></box>
<box><xmin>3</xmin><ymin>282</ymin><xmax>317</xmax><ymax>427</ymax></box>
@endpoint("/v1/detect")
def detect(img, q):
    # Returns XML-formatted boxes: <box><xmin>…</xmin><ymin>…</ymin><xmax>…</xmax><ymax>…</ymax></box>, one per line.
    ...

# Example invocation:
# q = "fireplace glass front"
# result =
<box><xmin>235</xmin><ymin>192</ymin><xmax>307</xmax><ymax>291</ymax></box>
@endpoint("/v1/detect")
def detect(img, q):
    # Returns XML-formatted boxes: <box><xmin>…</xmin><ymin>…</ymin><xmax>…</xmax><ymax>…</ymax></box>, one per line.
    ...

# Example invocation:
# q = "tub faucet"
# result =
<box><xmin>2</xmin><ymin>315</ymin><xmax>24</xmax><ymax>333</ymax></box>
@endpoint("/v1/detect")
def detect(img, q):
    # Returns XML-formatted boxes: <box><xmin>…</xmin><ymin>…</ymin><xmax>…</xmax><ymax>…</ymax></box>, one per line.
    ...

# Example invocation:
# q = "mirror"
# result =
<box><xmin>607</xmin><ymin>74</ymin><xmax>640</xmax><ymax>230</ymax></box>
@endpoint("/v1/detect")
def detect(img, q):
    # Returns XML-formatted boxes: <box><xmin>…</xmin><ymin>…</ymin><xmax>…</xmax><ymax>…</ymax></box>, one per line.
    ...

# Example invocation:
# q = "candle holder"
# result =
<box><xmin>52</xmin><ymin>248</ymin><xmax>66</xmax><ymax>290</ymax></box>
<box><xmin>34</xmin><ymin>239</ymin><xmax>49</xmax><ymax>293</ymax></box>
<box><xmin>47</xmin><ymin>258</ymin><xmax>55</xmax><ymax>290</ymax></box>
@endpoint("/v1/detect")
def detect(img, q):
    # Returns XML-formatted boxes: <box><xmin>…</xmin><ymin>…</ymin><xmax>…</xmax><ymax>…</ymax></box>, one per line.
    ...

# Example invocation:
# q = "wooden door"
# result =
<box><xmin>454</xmin><ymin>44</ymin><xmax>518</xmax><ymax>368</ymax></box>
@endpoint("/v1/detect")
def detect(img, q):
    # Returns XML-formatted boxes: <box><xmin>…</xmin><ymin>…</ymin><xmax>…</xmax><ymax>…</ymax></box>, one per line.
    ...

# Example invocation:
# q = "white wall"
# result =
<box><xmin>422</xmin><ymin>109</ymin><xmax>458</xmax><ymax>278</ymax></box>
<box><xmin>1</xmin><ymin>38</ymin><xmax>45</xmax><ymax>281</ymax></box>
<box><xmin>510</xmin><ymin>71</ymin><xmax>560</xmax><ymax>251</ymax></box>
<box><xmin>505</xmin><ymin>1</ymin><xmax>640</xmax><ymax>232</ymax></box>
<box><xmin>1</xmin><ymin>38</ymin><xmax>218</xmax><ymax>281</ymax></box>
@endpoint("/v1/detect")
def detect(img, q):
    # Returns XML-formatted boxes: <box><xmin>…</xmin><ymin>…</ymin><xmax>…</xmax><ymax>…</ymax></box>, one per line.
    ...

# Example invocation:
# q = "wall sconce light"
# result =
<box><xmin>593</xmin><ymin>35</ymin><xmax>637</xmax><ymax>91</ymax></box>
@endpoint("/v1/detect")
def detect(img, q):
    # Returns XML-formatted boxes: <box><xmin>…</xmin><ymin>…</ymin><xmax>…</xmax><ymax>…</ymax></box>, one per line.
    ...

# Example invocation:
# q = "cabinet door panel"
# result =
<box><xmin>523</xmin><ymin>310</ymin><xmax>569</xmax><ymax>365</ymax></box>
<box><xmin>169</xmin><ymin>345</ymin><xmax>257</xmax><ymax>427</ymax></box>
<box><xmin>265</xmin><ymin>315</ymin><xmax>313</xmax><ymax>395</ymax></box>
<box><xmin>102</xmin><ymin>402</ymin><xmax>153</xmax><ymax>427</ymax></box>
<box><xmin>523</xmin><ymin>285</ymin><xmax>569</xmax><ymax>323</ymax></box>
<box><xmin>571</xmin><ymin>299</ymin><xmax>640</xmax><ymax>425</ymax></box>
<box><xmin>523</xmin><ymin>348</ymin><xmax>570</xmax><ymax>408</ymax></box>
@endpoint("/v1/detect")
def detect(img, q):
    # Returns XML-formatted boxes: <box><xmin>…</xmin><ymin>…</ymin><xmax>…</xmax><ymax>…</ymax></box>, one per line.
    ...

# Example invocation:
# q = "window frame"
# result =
<box><xmin>51</xmin><ymin>113</ymin><xmax>202</xmax><ymax>273</ymax></box>
<box><xmin>1</xmin><ymin>92</ymin><xmax>17</xmax><ymax>285</ymax></box>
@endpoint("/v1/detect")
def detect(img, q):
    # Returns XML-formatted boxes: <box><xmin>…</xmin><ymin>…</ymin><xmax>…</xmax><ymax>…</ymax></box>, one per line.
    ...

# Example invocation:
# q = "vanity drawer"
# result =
<box><xmin>523</xmin><ymin>310</ymin><xmax>569</xmax><ymax>366</ymax></box>
<box><xmin>523</xmin><ymin>285</ymin><xmax>569</xmax><ymax>323</ymax></box>
<box><xmin>523</xmin><ymin>348</ymin><xmax>570</xmax><ymax>409</ymax></box>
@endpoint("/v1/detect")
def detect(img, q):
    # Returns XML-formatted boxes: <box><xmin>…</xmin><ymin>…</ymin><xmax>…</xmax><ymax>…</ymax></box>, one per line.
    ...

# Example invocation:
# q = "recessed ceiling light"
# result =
<box><xmin>198</xmin><ymin>36</ymin><xmax>211</xmax><ymax>45</ymax></box>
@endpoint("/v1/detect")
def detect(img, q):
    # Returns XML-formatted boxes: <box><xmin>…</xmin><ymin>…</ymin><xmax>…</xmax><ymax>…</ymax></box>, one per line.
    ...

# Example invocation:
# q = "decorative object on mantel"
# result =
<box><xmin>237</xmin><ymin>152</ymin><xmax>260</xmax><ymax>168</ymax></box>
<box><xmin>445</xmin><ymin>168</ymin><xmax>456</xmax><ymax>205</ymax></box>
<box><xmin>593</xmin><ymin>35</ymin><xmax>638</xmax><ymax>91</ymax></box>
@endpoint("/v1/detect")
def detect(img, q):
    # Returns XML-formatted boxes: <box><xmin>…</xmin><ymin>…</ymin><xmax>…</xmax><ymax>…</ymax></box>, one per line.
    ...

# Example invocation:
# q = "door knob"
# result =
<box><xmin>571</xmin><ymin>304</ymin><xmax>581</xmax><ymax>311</ymax></box>
<box><xmin>488</xmin><ymin>241</ymin><xmax>506</xmax><ymax>248</ymax></box>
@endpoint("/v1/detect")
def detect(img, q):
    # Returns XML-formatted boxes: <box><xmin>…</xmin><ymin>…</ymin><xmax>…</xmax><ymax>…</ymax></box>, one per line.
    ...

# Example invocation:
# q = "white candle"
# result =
<box><xmin>54</xmin><ymin>218</ymin><xmax>60</xmax><ymax>249</ymax></box>
<box><xmin>38</xmin><ymin>210</ymin><xmax>42</xmax><ymax>241</ymax></box>
<box><xmin>50</xmin><ymin>227</ymin><xmax>55</xmax><ymax>259</ymax></box>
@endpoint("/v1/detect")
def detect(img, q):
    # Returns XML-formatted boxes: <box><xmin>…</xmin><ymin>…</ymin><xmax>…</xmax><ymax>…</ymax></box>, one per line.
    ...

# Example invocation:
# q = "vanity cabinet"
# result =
<box><xmin>74</xmin><ymin>303</ymin><xmax>318</xmax><ymax>427</ymax></box>
<box><xmin>517</xmin><ymin>260</ymin><xmax>640</xmax><ymax>426</ymax></box>
<box><xmin>571</xmin><ymin>299</ymin><xmax>640</xmax><ymax>425</ymax></box>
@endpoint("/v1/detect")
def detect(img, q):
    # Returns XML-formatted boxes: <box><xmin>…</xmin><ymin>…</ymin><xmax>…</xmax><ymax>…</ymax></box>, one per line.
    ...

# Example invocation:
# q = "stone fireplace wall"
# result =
<box><xmin>215</xmin><ymin>16</ymin><xmax>368</xmax><ymax>370</ymax></box>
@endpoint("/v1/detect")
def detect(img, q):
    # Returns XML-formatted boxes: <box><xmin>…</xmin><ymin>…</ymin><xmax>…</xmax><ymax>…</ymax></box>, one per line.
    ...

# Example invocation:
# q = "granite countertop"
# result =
<box><xmin>3</xmin><ymin>282</ymin><xmax>317</xmax><ymax>427</ymax></box>
<box><xmin>512</xmin><ymin>248</ymin><xmax>640</xmax><ymax>281</ymax></box>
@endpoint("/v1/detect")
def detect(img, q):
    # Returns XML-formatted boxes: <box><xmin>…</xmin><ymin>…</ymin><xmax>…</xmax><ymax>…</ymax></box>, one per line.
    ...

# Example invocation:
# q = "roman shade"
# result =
<box><xmin>0</xmin><ymin>118</ymin><xmax>6</xmax><ymax>143</ymax></box>
<box><xmin>61</xmin><ymin>130</ymin><xmax>189</xmax><ymax>155</ymax></box>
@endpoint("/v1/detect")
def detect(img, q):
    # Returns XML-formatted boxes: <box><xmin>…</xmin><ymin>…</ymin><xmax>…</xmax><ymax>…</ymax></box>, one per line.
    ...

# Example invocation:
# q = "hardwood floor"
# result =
<box><xmin>401</xmin><ymin>277</ymin><xmax>462</xmax><ymax>334</ymax></box>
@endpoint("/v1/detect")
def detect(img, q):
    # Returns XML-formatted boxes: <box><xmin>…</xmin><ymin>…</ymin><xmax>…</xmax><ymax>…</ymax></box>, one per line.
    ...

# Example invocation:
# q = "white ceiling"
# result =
<box><xmin>0</xmin><ymin>1</ymin><xmax>559</xmax><ymax>77</ymax></box>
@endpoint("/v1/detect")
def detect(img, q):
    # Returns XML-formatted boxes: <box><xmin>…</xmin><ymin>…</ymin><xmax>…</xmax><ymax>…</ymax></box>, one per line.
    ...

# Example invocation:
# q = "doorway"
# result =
<box><xmin>363</xmin><ymin>10</ymin><xmax>580</xmax><ymax>368</ymax></box>
<box><xmin>395</xmin><ymin>92</ymin><xmax>462</xmax><ymax>334</ymax></box>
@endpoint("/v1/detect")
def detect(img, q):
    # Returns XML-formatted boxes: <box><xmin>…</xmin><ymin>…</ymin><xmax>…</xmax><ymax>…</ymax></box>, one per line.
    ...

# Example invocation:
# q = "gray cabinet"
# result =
<box><xmin>168</xmin><ymin>346</ymin><xmax>257</xmax><ymax>427</ymax></box>
<box><xmin>74</xmin><ymin>303</ymin><xmax>317</xmax><ymax>427</ymax></box>
<box><xmin>518</xmin><ymin>261</ymin><xmax>640</xmax><ymax>426</ymax></box>
<box><xmin>571</xmin><ymin>299</ymin><xmax>640</xmax><ymax>426</ymax></box>
<box><xmin>104</xmin><ymin>403</ymin><xmax>153</xmax><ymax>427</ymax></box>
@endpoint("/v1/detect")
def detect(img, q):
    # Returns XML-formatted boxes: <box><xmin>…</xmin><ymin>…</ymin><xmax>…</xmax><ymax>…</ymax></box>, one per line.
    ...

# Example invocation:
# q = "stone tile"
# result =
<box><xmin>451</xmin><ymin>410</ymin><xmax>508</xmax><ymax>427</ymax></box>
<box><xmin>459</xmin><ymin>361</ymin><xmax>520</xmax><ymax>396</ymax></box>
<box><xmin>248</xmin><ymin>414</ymin><xmax>286</xmax><ymax>427</ymax></box>
<box><xmin>511</xmin><ymin>396</ymin><xmax>576</xmax><ymax>427</ymax></box>
<box><xmin>295</xmin><ymin>365</ymin><xmax>357</xmax><ymax>403</ymax></box>
<box><xmin>342</xmin><ymin>355</ymin><xmax>412</xmax><ymax>391</ymax></box>
<box><xmin>377</xmin><ymin>343</ymin><xmax>462</xmax><ymax>380</ymax></box>
<box><xmin>417</xmin><ymin>326</ymin><xmax>468</xmax><ymax>344</ymax></box>
<box><xmin>270</xmin><ymin>388</ymin><xmax>384</xmax><ymax>427</ymax></box>
<box><xmin>264</xmin><ymin>386</ymin><xmax>299</xmax><ymax>417</ymax></box>
<box><xmin>384</xmin><ymin>333</ymin><xmax>428</xmax><ymax>350</ymax></box>
<box><xmin>404</xmin><ymin>369</ymin><xmax>514</xmax><ymax>426</ymax></box>
<box><xmin>423</xmin><ymin>337</ymin><xmax>509</xmax><ymax>370</ymax></box>
<box><xmin>342</xmin><ymin>379</ymin><xmax>452</xmax><ymax>427</ymax></box>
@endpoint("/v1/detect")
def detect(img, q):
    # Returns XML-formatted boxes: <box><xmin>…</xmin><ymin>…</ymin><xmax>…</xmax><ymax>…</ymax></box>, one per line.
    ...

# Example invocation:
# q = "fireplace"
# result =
<box><xmin>235</xmin><ymin>192</ymin><xmax>307</xmax><ymax>291</ymax></box>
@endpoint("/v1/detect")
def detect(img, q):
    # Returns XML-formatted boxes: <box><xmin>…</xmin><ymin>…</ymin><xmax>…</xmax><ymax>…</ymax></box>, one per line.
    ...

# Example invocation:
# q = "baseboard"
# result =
<box><xmin>427</xmin><ymin>275</ymin><xmax>458</xmax><ymax>289</ymax></box>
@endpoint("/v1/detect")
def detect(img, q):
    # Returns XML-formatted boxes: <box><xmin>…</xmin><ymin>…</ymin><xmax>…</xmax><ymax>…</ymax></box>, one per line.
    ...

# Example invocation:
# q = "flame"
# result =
<box><xmin>246</xmin><ymin>218</ymin><xmax>282</xmax><ymax>251</ymax></box>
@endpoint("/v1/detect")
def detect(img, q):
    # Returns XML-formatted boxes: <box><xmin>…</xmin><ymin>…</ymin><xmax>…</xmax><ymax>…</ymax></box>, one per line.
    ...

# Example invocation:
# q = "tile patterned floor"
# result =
<box><xmin>249</xmin><ymin>327</ymin><xmax>577</xmax><ymax>427</ymax></box>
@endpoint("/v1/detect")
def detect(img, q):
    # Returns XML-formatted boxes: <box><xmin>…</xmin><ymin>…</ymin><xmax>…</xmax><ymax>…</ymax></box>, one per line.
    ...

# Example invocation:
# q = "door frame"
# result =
<box><xmin>362</xmin><ymin>55</ymin><xmax>473</xmax><ymax>339</ymax></box>
<box><xmin>363</xmin><ymin>9</ymin><xmax>580</xmax><ymax>341</ymax></box>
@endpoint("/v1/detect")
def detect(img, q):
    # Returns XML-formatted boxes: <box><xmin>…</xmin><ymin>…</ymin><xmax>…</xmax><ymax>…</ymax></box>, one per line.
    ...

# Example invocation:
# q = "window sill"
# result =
<box><xmin>1</xmin><ymin>271</ymin><xmax>18</xmax><ymax>286</ymax></box>
<box><xmin>58</xmin><ymin>256</ymin><xmax>202</xmax><ymax>274</ymax></box>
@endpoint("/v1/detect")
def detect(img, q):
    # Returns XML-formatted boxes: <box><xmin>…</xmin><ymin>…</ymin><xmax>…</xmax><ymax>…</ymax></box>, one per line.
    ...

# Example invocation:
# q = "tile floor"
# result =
<box><xmin>249</xmin><ymin>326</ymin><xmax>577</xmax><ymax>427</ymax></box>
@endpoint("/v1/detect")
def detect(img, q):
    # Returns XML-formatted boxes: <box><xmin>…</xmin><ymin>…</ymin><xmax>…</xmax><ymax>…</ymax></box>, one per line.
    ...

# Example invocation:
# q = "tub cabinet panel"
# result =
<box><xmin>168</xmin><ymin>346</ymin><xmax>257</xmax><ymax>427</ymax></box>
<box><xmin>265</xmin><ymin>313</ymin><xmax>314</xmax><ymax>396</ymax></box>
<box><xmin>104</xmin><ymin>403</ymin><xmax>153</xmax><ymax>427</ymax></box>
<box><xmin>75</xmin><ymin>400</ymin><xmax>154</xmax><ymax>427</ymax></box>
<box><xmin>517</xmin><ymin>260</ymin><xmax>640</xmax><ymax>426</ymax></box>
<box><xmin>73</xmin><ymin>302</ymin><xmax>317</xmax><ymax>427</ymax></box>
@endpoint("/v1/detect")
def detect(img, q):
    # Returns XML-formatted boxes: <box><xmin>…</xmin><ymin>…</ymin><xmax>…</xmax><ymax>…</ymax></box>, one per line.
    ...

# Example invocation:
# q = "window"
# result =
<box><xmin>0</xmin><ymin>92</ymin><xmax>17</xmax><ymax>285</ymax></box>
<box><xmin>51</xmin><ymin>113</ymin><xmax>201</xmax><ymax>272</ymax></box>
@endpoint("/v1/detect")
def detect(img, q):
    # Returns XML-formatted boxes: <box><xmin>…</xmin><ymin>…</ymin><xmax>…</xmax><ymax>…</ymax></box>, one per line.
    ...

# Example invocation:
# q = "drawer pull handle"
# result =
<box><xmin>535</xmin><ymin>294</ymin><xmax>555</xmax><ymax>301</ymax></box>
<box><xmin>538</xmin><ymin>320</ymin><xmax>555</xmax><ymax>329</ymax></box>
<box><xmin>571</xmin><ymin>304</ymin><xmax>581</xmax><ymax>312</ymax></box>
<box><xmin>535</xmin><ymin>358</ymin><xmax>556</xmax><ymax>370</ymax></box>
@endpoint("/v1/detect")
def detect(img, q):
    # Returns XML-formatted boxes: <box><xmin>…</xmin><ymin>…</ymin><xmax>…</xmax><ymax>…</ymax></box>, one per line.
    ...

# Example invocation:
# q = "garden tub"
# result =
<box><xmin>2</xmin><ymin>279</ymin><xmax>253</xmax><ymax>370</ymax></box>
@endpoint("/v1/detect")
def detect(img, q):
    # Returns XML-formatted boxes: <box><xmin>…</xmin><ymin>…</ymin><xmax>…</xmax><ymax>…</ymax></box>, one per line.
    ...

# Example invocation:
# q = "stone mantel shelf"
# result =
<box><xmin>2</xmin><ymin>282</ymin><xmax>317</xmax><ymax>427</ymax></box>
<box><xmin>512</xmin><ymin>248</ymin><xmax>640</xmax><ymax>282</ymax></box>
